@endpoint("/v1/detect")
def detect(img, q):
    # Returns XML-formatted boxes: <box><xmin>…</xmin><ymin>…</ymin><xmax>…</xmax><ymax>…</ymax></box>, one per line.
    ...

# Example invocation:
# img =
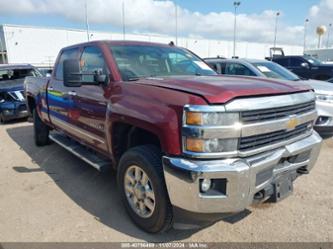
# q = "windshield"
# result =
<box><xmin>304</xmin><ymin>55</ymin><xmax>322</xmax><ymax>65</ymax></box>
<box><xmin>0</xmin><ymin>68</ymin><xmax>42</xmax><ymax>82</ymax></box>
<box><xmin>253</xmin><ymin>62</ymin><xmax>300</xmax><ymax>81</ymax></box>
<box><xmin>109</xmin><ymin>45</ymin><xmax>216</xmax><ymax>81</ymax></box>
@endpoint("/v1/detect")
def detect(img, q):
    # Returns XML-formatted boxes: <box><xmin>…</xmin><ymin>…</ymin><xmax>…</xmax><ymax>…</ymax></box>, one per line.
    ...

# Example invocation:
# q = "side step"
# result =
<box><xmin>49</xmin><ymin>132</ymin><xmax>112</xmax><ymax>172</ymax></box>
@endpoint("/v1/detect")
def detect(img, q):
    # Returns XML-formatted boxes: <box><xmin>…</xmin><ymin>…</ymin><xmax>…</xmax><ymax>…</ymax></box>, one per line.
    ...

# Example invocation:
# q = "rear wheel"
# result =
<box><xmin>118</xmin><ymin>145</ymin><xmax>173</xmax><ymax>233</ymax></box>
<box><xmin>33</xmin><ymin>109</ymin><xmax>49</xmax><ymax>146</ymax></box>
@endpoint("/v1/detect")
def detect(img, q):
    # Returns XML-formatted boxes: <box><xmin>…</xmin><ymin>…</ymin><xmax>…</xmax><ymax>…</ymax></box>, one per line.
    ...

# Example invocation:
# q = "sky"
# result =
<box><xmin>0</xmin><ymin>0</ymin><xmax>332</xmax><ymax>47</ymax></box>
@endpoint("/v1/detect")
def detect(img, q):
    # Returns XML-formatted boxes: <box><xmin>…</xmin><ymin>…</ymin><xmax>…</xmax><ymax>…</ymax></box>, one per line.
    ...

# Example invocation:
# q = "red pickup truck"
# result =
<box><xmin>25</xmin><ymin>40</ymin><xmax>322</xmax><ymax>233</ymax></box>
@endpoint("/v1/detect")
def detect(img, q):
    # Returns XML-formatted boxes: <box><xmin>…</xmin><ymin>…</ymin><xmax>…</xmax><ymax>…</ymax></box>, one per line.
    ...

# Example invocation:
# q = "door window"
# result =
<box><xmin>274</xmin><ymin>58</ymin><xmax>289</xmax><ymax>67</ymax></box>
<box><xmin>289</xmin><ymin>58</ymin><xmax>305</xmax><ymax>68</ymax></box>
<box><xmin>55</xmin><ymin>48</ymin><xmax>80</xmax><ymax>81</ymax></box>
<box><xmin>80</xmin><ymin>46</ymin><xmax>107</xmax><ymax>83</ymax></box>
<box><xmin>225</xmin><ymin>63</ymin><xmax>255</xmax><ymax>76</ymax></box>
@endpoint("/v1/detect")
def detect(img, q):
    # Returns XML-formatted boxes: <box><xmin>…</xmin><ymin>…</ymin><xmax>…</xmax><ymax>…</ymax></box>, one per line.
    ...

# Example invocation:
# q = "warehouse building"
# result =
<box><xmin>0</xmin><ymin>24</ymin><xmax>303</xmax><ymax>67</ymax></box>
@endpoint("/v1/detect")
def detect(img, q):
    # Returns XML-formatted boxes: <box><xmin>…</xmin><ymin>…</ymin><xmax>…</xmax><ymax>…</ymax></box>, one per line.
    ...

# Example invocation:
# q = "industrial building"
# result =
<box><xmin>0</xmin><ymin>24</ymin><xmax>303</xmax><ymax>67</ymax></box>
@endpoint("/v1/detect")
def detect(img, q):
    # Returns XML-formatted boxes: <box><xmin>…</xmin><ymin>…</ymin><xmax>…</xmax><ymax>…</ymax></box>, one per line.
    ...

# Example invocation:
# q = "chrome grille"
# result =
<box><xmin>239</xmin><ymin>122</ymin><xmax>313</xmax><ymax>151</ymax></box>
<box><xmin>240</xmin><ymin>101</ymin><xmax>315</xmax><ymax>124</ymax></box>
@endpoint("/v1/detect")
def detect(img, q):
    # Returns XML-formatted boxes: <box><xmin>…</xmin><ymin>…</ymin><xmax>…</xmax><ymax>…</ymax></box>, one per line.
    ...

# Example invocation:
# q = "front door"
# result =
<box><xmin>70</xmin><ymin>45</ymin><xmax>109</xmax><ymax>153</ymax></box>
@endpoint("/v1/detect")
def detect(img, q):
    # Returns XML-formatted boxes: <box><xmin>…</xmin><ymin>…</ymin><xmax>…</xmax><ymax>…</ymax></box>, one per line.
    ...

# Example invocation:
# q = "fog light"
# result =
<box><xmin>200</xmin><ymin>179</ymin><xmax>212</xmax><ymax>193</ymax></box>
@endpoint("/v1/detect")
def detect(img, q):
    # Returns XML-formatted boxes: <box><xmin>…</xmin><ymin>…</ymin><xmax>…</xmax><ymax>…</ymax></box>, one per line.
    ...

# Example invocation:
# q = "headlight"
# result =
<box><xmin>183</xmin><ymin>106</ymin><xmax>240</xmax><ymax>155</ymax></box>
<box><xmin>185</xmin><ymin>111</ymin><xmax>239</xmax><ymax>126</ymax></box>
<box><xmin>316</xmin><ymin>94</ymin><xmax>333</xmax><ymax>103</ymax></box>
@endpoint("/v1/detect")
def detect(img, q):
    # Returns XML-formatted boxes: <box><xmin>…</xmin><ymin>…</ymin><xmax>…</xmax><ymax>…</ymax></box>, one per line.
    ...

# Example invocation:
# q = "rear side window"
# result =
<box><xmin>55</xmin><ymin>48</ymin><xmax>80</xmax><ymax>81</ymax></box>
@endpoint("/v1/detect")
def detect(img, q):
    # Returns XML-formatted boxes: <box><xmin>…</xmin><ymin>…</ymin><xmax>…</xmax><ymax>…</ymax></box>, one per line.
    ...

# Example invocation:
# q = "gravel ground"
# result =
<box><xmin>0</xmin><ymin>121</ymin><xmax>332</xmax><ymax>242</ymax></box>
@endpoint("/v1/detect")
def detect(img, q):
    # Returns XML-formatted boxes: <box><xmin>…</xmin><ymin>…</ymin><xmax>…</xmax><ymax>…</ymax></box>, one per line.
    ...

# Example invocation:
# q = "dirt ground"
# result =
<box><xmin>0</xmin><ymin>121</ymin><xmax>332</xmax><ymax>242</ymax></box>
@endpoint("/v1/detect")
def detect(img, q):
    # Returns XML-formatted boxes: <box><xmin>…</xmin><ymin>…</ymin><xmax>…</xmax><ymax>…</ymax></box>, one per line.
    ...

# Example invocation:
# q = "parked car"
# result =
<box><xmin>25</xmin><ymin>41</ymin><xmax>322</xmax><ymax>233</ymax></box>
<box><xmin>205</xmin><ymin>58</ymin><xmax>333</xmax><ymax>138</ymax></box>
<box><xmin>0</xmin><ymin>64</ymin><xmax>41</xmax><ymax>123</ymax></box>
<box><xmin>38</xmin><ymin>67</ymin><xmax>53</xmax><ymax>77</ymax></box>
<box><xmin>270</xmin><ymin>55</ymin><xmax>333</xmax><ymax>81</ymax></box>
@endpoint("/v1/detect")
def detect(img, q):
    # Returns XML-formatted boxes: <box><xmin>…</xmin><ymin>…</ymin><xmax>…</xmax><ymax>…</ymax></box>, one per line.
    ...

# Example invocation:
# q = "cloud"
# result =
<box><xmin>0</xmin><ymin>0</ymin><xmax>329</xmax><ymax>47</ymax></box>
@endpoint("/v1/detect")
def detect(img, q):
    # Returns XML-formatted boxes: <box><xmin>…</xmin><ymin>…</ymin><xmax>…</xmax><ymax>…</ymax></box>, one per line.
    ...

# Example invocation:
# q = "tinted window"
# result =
<box><xmin>55</xmin><ymin>48</ymin><xmax>79</xmax><ymax>81</ymax></box>
<box><xmin>289</xmin><ymin>57</ymin><xmax>305</xmax><ymax>67</ymax></box>
<box><xmin>80</xmin><ymin>46</ymin><xmax>107</xmax><ymax>82</ymax></box>
<box><xmin>225</xmin><ymin>63</ymin><xmax>256</xmax><ymax>76</ymax></box>
<box><xmin>274</xmin><ymin>58</ymin><xmax>289</xmax><ymax>67</ymax></box>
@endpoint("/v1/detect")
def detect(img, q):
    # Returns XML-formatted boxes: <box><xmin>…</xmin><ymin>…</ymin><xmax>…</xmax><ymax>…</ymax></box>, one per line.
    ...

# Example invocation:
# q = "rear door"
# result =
<box><xmin>47</xmin><ymin>48</ymin><xmax>80</xmax><ymax>133</ymax></box>
<box><xmin>70</xmin><ymin>45</ymin><xmax>109</xmax><ymax>152</ymax></box>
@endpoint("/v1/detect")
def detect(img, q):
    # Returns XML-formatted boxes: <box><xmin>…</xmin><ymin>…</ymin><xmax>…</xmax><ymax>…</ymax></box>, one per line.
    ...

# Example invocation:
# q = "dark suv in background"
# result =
<box><xmin>0</xmin><ymin>64</ymin><xmax>41</xmax><ymax>123</ymax></box>
<box><xmin>271</xmin><ymin>55</ymin><xmax>333</xmax><ymax>81</ymax></box>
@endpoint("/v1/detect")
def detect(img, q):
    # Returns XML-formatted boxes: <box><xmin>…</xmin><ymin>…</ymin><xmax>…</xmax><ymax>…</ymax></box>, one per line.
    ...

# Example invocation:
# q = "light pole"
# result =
<box><xmin>85</xmin><ymin>0</ymin><xmax>90</xmax><ymax>41</ymax></box>
<box><xmin>233</xmin><ymin>1</ymin><xmax>241</xmax><ymax>57</ymax></box>
<box><xmin>273</xmin><ymin>12</ymin><xmax>280</xmax><ymax>48</ymax></box>
<box><xmin>122</xmin><ymin>1</ymin><xmax>126</xmax><ymax>40</ymax></box>
<box><xmin>327</xmin><ymin>23</ymin><xmax>332</xmax><ymax>48</ymax></box>
<box><xmin>175</xmin><ymin>5</ymin><xmax>178</xmax><ymax>45</ymax></box>
<box><xmin>304</xmin><ymin>19</ymin><xmax>309</xmax><ymax>52</ymax></box>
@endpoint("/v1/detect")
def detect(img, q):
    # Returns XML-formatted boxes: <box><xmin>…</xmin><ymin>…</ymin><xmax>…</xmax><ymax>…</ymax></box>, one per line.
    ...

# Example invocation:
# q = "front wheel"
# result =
<box><xmin>117</xmin><ymin>145</ymin><xmax>173</xmax><ymax>233</ymax></box>
<box><xmin>0</xmin><ymin>112</ymin><xmax>6</xmax><ymax>124</ymax></box>
<box><xmin>33</xmin><ymin>109</ymin><xmax>49</xmax><ymax>146</ymax></box>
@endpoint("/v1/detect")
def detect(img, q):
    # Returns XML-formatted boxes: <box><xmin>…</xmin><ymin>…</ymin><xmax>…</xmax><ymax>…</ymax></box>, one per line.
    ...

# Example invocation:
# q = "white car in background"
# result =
<box><xmin>205</xmin><ymin>58</ymin><xmax>333</xmax><ymax>138</ymax></box>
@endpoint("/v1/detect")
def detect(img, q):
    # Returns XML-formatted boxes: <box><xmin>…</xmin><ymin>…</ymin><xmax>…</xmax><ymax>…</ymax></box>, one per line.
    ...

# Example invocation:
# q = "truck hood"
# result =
<box><xmin>0</xmin><ymin>79</ymin><xmax>24</xmax><ymax>92</ymax></box>
<box><xmin>134</xmin><ymin>75</ymin><xmax>312</xmax><ymax>104</ymax></box>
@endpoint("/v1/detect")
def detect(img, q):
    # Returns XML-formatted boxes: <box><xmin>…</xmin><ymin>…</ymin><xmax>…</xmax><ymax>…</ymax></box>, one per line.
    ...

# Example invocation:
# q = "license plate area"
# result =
<box><xmin>271</xmin><ymin>173</ymin><xmax>294</xmax><ymax>202</ymax></box>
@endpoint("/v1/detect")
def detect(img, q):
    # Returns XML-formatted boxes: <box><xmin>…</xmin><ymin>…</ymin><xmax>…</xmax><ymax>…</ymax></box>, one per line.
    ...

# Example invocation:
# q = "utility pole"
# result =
<box><xmin>304</xmin><ymin>19</ymin><xmax>309</xmax><ymax>52</ymax></box>
<box><xmin>175</xmin><ymin>5</ymin><xmax>178</xmax><ymax>45</ymax></box>
<box><xmin>327</xmin><ymin>23</ymin><xmax>332</xmax><ymax>48</ymax></box>
<box><xmin>273</xmin><ymin>12</ymin><xmax>280</xmax><ymax>48</ymax></box>
<box><xmin>122</xmin><ymin>1</ymin><xmax>126</xmax><ymax>40</ymax></box>
<box><xmin>233</xmin><ymin>2</ymin><xmax>241</xmax><ymax>57</ymax></box>
<box><xmin>85</xmin><ymin>0</ymin><xmax>90</xmax><ymax>41</ymax></box>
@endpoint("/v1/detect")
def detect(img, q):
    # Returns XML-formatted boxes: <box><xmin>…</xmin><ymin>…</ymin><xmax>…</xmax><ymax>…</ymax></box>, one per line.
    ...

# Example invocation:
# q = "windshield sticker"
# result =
<box><xmin>194</xmin><ymin>61</ymin><xmax>213</xmax><ymax>71</ymax></box>
<box><xmin>257</xmin><ymin>66</ymin><xmax>271</xmax><ymax>73</ymax></box>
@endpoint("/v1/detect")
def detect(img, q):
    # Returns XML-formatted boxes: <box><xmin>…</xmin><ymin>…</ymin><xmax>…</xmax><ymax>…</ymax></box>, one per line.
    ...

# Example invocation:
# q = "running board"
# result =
<box><xmin>49</xmin><ymin>132</ymin><xmax>112</xmax><ymax>172</ymax></box>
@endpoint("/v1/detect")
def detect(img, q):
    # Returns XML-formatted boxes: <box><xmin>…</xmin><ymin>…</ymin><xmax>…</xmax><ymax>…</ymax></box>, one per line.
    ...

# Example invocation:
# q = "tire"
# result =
<box><xmin>117</xmin><ymin>145</ymin><xmax>173</xmax><ymax>233</ymax></box>
<box><xmin>33</xmin><ymin>109</ymin><xmax>49</xmax><ymax>146</ymax></box>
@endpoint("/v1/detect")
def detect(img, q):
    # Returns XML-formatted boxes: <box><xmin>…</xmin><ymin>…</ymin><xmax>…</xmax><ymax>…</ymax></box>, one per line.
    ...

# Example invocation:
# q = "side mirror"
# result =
<box><xmin>301</xmin><ymin>62</ymin><xmax>310</xmax><ymax>69</ymax></box>
<box><xmin>94</xmin><ymin>70</ymin><xmax>108</xmax><ymax>85</ymax></box>
<box><xmin>63</xmin><ymin>59</ymin><xmax>82</xmax><ymax>87</ymax></box>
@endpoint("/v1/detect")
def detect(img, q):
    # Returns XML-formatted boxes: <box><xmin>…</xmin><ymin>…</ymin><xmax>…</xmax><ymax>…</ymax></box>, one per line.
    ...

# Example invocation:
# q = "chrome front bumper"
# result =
<box><xmin>163</xmin><ymin>132</ymin><xmax>322</xmax><ymax>214</ymax></box>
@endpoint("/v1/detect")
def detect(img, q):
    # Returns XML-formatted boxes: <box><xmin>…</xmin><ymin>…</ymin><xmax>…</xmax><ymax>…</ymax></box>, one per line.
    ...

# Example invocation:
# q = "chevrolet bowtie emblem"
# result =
<box><xmin>287</xmin><ymin>116</ymin><xmax>298</xmax><ymax>130</ymax></box>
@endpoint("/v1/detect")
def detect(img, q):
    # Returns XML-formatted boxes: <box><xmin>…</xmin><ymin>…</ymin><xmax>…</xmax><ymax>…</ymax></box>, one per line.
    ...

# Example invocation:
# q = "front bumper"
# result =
<box><xmin>1</xmin><ymin>106</ymin><xmax>28</xmax><ymax>121</ymax></box>
<box><xmin>163</xmin><ymin>132</ymin><xmax>322</xmax><ymax>214</ymax></box>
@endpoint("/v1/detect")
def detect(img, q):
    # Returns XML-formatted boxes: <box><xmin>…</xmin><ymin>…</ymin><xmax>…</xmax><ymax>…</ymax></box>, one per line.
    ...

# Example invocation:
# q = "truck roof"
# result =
<box><xmin>61</xmin><ymin>40</ymin><xmax>174</xmax><ymax>51</ymax></box>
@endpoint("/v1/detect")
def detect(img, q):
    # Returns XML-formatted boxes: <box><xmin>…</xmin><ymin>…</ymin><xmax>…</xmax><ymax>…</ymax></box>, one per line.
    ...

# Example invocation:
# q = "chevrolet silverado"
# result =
<box><xmin>25</xmin><ymin>41</ymin><xmax>322</xmax><ymax>233</ymax></box>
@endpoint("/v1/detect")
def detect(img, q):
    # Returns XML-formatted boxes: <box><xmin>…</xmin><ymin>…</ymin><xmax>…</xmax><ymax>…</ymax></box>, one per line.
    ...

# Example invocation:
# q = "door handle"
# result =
<box><xmin>67</xmin><ymin>91</ymin><xmax>77</xmax><ymax>96</ymax></box>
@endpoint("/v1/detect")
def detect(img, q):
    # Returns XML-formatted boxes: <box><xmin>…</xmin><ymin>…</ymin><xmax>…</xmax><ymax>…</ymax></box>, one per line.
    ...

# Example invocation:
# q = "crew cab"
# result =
<box><xmin>205</xmin><ymin>58</ymin><xmax>333</xmax><ymax>138</ymax></box>
<box><xmin>25</xmin><ymin>41</ymin><xmax>322</xmax><ymax>233</ymax></box>
<box><xmin>271</xmin><ymin>55</ymin><xmax>333</xmax><ymax>81</ymax></box>
<box><xmin>0</xmin><ymin>64</ymin><xmax>41</xmax><ymax>123</ymax></box>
